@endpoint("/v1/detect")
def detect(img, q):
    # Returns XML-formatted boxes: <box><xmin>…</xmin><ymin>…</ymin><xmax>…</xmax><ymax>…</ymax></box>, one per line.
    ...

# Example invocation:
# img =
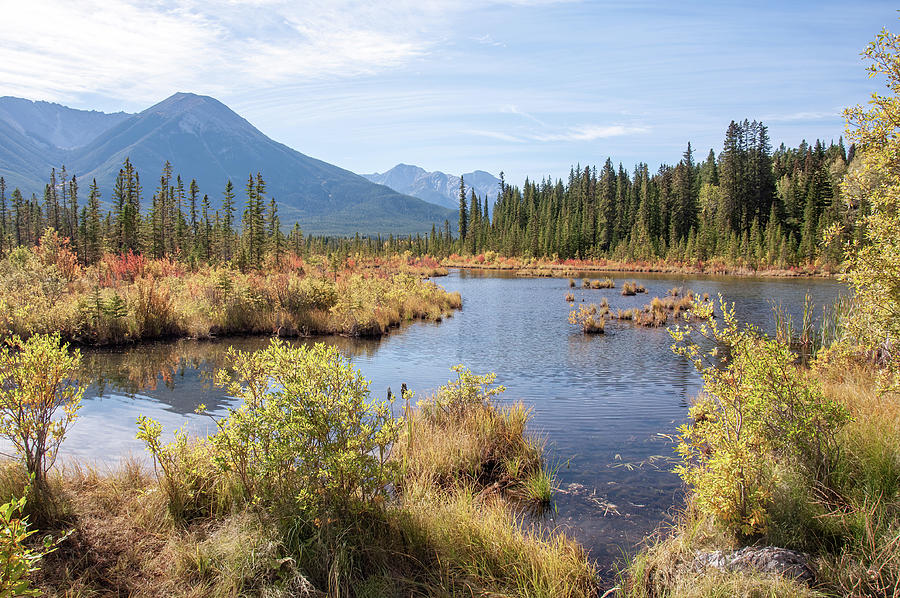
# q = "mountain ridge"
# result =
<box><xmin>363</xmin><ymin>164</ymin><xmax>500</xmax><ymax>211</ymax></box>
<box><xmin>0</xmin><ymin>93</ymin><xmax>455</xmax><ymax>235</ymax></box>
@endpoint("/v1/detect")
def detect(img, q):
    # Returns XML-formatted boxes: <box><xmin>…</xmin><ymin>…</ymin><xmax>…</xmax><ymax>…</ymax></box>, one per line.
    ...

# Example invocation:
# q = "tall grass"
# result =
<box><xmin>0</xmin><ymin>248</ymin><xmax>461</xmax><ymax>345</ymax></box>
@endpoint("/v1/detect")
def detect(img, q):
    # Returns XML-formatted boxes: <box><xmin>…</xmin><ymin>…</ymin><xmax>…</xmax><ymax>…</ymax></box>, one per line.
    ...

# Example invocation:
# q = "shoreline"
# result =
<box><xmin>442</xmin><ymin>256</ymin><xmax>836</xmax><ymax>279</ymax></box>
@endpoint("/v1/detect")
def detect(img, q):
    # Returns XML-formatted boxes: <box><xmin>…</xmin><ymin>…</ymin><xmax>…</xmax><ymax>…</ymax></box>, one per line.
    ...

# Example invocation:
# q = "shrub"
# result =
<box><xmin>0</xmin><ymin>334</ymin><xmax>83</xmax><ymax>494</ymax></box>
<box><xmin>0</xmin><ymin>490</ymin><xmax>68</xmax><ymax>596</ymax></box>
<box><xmin>670</xmin><ymin>297</ymin><xmax>850</xmax><ymax>537</ymax></box>
<box><xmin>210</xmin><ymin>340</ymin><xmax>401</xmax><ymax>514</ymax></box>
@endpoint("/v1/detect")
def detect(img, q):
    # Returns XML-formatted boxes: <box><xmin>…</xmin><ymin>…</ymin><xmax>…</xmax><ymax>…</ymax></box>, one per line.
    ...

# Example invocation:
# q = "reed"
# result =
<box><xmin>568</xmin><ymin>304</ymin><xmax>606</xmax><ymax>334</ymax></box>
<box><xmin>621</xmin><ymin>281</ymin><xmax>646</xmax><ymax>296</ymax></box>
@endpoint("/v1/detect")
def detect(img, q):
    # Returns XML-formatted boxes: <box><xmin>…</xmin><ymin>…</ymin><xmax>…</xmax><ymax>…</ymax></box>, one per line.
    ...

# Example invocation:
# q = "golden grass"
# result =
<box><xmin>400</xmin><ymin>481</ymin><xmax>597</xmax><ymax>598</ymax></box>
<box><xmin>0</xmin><ymin>249</ymin><xmax>462</xmax><ymax>345</ymax></box>
<box><xmin>621</xmin><ymin>281</ymin><xmax>647</xmax><ymax>296</ymax></box>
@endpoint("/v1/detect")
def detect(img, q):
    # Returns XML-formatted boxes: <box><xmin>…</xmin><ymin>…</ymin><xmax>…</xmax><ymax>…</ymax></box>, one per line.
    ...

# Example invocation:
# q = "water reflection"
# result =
<box><xmin>83</xmin><ymin>334</ymin><xmax>384</xmax><ymax>413</ymax></box>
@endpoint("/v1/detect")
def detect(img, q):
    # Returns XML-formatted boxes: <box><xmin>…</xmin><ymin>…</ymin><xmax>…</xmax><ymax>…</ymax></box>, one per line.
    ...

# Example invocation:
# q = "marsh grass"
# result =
<box><xmin>0</xmin><ymin>248</ymin><xmax>461</xmax><ymax>345</ymax></box>
<box><xmin>586</xmin><ymin>277</ymin><xmax>616</xmax><ymax>289</ymax></box>
<box><xmin>612</xmin><ymin>289</ymin><xmax>701</xmax><ymax>327</ymax></box>
<box><xmin>621</xmin><ymin>281</ymin><xmax>647</xmax><ymax>296</ymax></box>
<box><xmin>569</xmin><ymin>304</ymin><xmax>606</xmax><ymax>333</ymax></box>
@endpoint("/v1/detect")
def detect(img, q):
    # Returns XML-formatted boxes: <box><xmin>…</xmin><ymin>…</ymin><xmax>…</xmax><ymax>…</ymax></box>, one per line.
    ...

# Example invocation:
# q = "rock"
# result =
<box><xmin>692</xmin><ymin>546</ymin><xmax>815</xmax><ymax>583</ymax></box>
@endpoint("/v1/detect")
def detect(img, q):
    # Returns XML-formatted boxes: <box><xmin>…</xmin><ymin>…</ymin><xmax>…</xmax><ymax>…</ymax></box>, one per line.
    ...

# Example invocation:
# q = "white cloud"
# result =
<box><xmin>531</xmin><ymin>124</ymin><xmax>649</xmax><ymax>141</ymax></box>
<box><xmin>0</xmin><ymin>0</ymin><xmax>455</xmax><ymax>106</ymax></box>
<box><xmin>467</xmin><ymin>122</ymin><xmax>648</xmax><ymax>144</ymax></box>
<box><xmin>0</xmin><ymin>0</ymin><xmax>582</xmax><ymax>107</ymax></box>
<box><xmin>761</xmin><ymin>110</ymin><xmax>840</xmax><ymax>123</ymax></box>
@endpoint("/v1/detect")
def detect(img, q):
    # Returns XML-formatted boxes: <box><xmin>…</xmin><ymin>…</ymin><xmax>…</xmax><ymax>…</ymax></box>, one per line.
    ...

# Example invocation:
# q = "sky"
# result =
<box><xmin>0</xmin><ymin>0</ymin><xmax>896</xmax><ymax>184</ymax></box>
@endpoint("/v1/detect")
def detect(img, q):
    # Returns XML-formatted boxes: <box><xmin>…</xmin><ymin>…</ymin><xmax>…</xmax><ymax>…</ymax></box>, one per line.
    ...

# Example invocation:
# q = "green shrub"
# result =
<box><xmin>140</xmin><ymin>339</ymin><xmax>401</xmax><ymax>519</ymax></box>
<box><xmin>0</xmin><ymin>490</ymin><xmax>68</xmax><ymax>596</ymax></box>
<box><xmin>0</xmin><ymin>334</ymin><xmax>83</xmax><ymax>494</ymax></box>
<box><xmin>670</xmin><ymin>297</ymin><xmax>850</xmax><ymax>537</ymax></box>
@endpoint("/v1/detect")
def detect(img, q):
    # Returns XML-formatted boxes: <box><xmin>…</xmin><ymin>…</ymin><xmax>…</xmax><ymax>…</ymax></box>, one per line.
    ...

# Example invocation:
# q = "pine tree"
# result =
<box><xmin>458</xmin><ymin>175</ymin><xmax>468</xmax><ymax>248</ymax></box>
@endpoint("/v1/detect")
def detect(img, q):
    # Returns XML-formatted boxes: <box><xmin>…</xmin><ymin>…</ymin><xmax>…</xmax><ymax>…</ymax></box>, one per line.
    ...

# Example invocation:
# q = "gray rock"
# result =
<box><xmin>692</xmin><ymin>546</ymin><xmax>815</xmax><ymax>583</ymax></box>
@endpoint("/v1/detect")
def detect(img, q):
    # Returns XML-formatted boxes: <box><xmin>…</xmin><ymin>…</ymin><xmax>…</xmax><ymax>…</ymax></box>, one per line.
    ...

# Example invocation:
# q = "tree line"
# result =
<box><xmin>446</xmin><ymin>119</ymin><xmax>855</xmax><ymax>267</ymax></box>
<box><xmin>0</xmin><ymin>119</ymin><xmax>856</xmax><ymax>269</ymax></box>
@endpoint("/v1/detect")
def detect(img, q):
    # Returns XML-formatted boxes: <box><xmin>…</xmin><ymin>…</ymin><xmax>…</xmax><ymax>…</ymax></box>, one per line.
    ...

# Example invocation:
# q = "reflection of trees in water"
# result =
<box><xmin>81</xmin><ymin>334</ymin><xmax>384</xmax><ymax>399</ymax></box>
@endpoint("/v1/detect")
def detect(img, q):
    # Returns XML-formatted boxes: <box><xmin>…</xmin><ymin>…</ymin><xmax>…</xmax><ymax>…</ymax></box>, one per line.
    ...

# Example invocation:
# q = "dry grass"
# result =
<box><xmin>569</xmin><ymin>303</ymin><xmax>606</xmax><ymax>334</ymax></box>
<box><xmin>612</xmin><ymin>289</ymin><xmax>701</xmax><ymax>327</ymax></box>
<box><xmin>621</xmin><ymin>281</ymin><xmax>647</xmax><ymax>296</ymax></box>
<box><xmin>0</xmin><ymin>248</ymin><xmax>462</xmax><ymax>345</ymax></box>
<box><xmin>399</xmin><ymin>481</ymin><xmax>598</xmax><ymax>598</ymax></box>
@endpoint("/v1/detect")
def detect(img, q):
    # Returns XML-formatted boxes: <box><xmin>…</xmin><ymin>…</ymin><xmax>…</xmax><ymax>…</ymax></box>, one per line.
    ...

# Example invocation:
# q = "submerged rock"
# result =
<box><xmin>692</xmin><ymin>546</ymin><xmax>815</xmax><ymax>583</ymax></box>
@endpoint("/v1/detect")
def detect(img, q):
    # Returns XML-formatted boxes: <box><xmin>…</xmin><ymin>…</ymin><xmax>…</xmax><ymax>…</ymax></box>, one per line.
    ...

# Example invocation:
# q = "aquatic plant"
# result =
<box><xmin>621</xmin><ymin>281</ymin><xmax>646</xmax><ymax>296</ymax></box>
<box><xmin>568</xmin><ymin>304</ymin><xmax>605</xmax><ymax>334</ymax></box>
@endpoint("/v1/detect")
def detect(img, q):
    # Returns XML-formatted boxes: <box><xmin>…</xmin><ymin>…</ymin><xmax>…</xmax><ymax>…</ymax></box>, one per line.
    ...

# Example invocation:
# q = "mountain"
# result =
<box><xmin>0</xmin><ymin>96</ymin><xmax>131</xmax><ymax>151</ymax></box>
<box><xmin>363</xmin><ymin>164</ymin><xmax>501</xmax><ymax>211</ymax></box>
<box><xmin>0</xmin><ymin>93</ymin><xmax>455</xmax><ymax>235</ymax></box>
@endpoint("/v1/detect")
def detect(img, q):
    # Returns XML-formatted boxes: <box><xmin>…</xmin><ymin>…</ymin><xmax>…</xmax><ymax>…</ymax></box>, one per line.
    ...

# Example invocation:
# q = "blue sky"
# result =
<box><xmin>1</xmin><ymin>1</ymin><xmax>895</xmax><ymax>184</ymax></box>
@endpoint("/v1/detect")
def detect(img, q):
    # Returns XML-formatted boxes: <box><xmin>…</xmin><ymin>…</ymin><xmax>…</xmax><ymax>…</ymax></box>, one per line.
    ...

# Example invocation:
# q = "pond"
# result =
<box><xmin>52</xmin><ymin>269</ymin><xmax>846</xmax><ymax>571</ymax></box>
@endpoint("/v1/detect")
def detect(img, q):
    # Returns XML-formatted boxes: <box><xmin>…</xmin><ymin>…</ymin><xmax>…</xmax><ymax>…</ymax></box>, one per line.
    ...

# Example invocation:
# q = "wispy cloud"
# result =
<box><xmin>531</xmin><ymin>124</ymin><xmax>649</xmax><ymax>141</ymax></box>
<box><xmin>474</xmin><ymin>34</ymin><xmax>506</xmax><ymax>47</ymax></box>
<box><xmin>761</xmin><ymin>110</ymin><xmax>841</xmax><ymax>123</ymax></box>
<box><xmin>467</xmin><ymin>122</ymin><xmax>649</xmax><ymax>143</ymax></box>
<box><xmin>0</xmin><ymin>1</ymin><xmax>467</xmax><ymax>106</ymax></box>
<box><xmin>464</xmin><ymin>129</ymin><xmax>526</xmax><ymax>142</ymax></box>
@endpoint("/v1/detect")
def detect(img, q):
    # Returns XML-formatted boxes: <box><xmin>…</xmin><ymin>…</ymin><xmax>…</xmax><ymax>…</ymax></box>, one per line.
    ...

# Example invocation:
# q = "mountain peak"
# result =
<box><xmin>362</xmin><ymin>164</ymin><xmax>499</xmax><ymax>211</ymax></box>
<box><xmin>145</xmin><ymin>92</ymin><xmax>229</xmax><ymax>117</ymax></box>
<box><xmin>141</xmin><ymin>92</ymin><xmax>255</xmax><ymax>137</ymax></box>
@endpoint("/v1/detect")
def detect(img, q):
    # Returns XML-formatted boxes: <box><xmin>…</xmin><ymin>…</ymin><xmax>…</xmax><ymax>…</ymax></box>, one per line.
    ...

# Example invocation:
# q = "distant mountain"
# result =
<box><xmin>363</xmin><ymin>164</ymin><xmax>500</xmax><ymax>211</ymax></box>
<box><xmin>0</xmin><ymin>93</ymin><xmax>454</xmax><ymax>235</ymax></box>
<box><xmin>0</xmin><ymin>96</ymin><xmax>131</xmax><ymax>151</ymax></box>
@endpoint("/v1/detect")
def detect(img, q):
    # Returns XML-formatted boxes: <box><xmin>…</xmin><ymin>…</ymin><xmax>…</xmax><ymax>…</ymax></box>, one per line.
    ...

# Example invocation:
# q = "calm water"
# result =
<box><xmin>52</xmin><ymin>270</ymin><xmax>844</xmax><ymax>571</ymax></box>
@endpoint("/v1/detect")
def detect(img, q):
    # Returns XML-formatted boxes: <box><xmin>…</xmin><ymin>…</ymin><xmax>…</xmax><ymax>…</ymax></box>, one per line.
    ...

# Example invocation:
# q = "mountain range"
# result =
<box><xmin>0</xmin><ymin>93</ymin><xmax>456</xmax><ymax>235</ymax></box>
<box><xmin>362</xmin><ymin>164</ymin><xmax>500</xmax><ymax>212</ymax></box>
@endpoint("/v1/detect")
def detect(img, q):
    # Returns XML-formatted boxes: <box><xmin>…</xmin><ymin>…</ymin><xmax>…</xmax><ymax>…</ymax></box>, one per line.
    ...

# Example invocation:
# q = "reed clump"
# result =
<box><xmin>569</xmin><ymin>304</ymin><xmax>606</xmax><ymax>334</ymax></box>
<box><xmin>621</xmin><ymin>281</ymin><xmax>647</xmax><ymax>296</ymax></box>
<box><xmin>614</xmin><ymin>288</ymin><xmax>701</xmax><ymax>327</ymax></box>
<box><xmin>586</xmin><ymin>277</ymin><xmax>615</xmax><ymax>289</ymax></box>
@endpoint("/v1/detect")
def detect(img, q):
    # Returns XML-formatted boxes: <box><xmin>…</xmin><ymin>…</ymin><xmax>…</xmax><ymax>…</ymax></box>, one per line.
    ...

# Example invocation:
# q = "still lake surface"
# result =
<box><xmin>59</xmin><ymin>269</ymin><xmax>845</xmax><ymax>570</ymax></box>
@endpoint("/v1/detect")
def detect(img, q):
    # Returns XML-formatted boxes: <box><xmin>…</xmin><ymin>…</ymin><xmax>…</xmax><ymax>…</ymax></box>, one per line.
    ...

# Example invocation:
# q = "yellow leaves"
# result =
<box><xmin>0</xmin><ymin>334</ymin><xmax>83</xmax><ymax>489</ymax></box>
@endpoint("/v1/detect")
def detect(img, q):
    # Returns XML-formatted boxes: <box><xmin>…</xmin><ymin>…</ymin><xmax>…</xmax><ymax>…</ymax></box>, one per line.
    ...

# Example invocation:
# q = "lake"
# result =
<box><xmin>53</xmin><ymin>269</ymin><xmax>845</xmax><ymax>571</ymax></box>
